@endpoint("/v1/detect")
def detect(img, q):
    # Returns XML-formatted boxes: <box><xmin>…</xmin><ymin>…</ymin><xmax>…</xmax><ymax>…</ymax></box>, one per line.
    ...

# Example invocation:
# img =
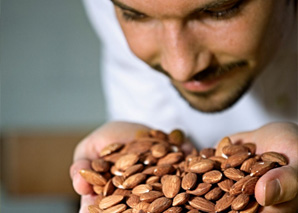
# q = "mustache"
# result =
<box><xmin>152</xmin><ymin>60</ymin><xmax>248</xmax><ymax>81</ymax></box>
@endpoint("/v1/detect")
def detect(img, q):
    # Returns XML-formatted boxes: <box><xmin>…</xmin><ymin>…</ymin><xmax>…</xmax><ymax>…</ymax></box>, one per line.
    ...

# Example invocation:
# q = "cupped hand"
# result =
<box><xmin>69</xmin><ymin>121</ymin><xmax>151</xmax><ymax>213</ymax></box>
<box><xmin>229</xmin><ymin>122</ymin><xmax>298</xmax><ymax>213</ymax></box>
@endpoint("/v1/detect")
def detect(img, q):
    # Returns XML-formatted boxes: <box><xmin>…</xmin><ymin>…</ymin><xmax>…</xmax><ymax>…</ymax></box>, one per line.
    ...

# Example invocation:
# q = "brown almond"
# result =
<box><xmin>103</xmin><ymin>152</ymin><xmax>126</xmax><ymax>163</ymax></box>
<box><xmin>79</xmin><ymin>169</ymin><xmax>107</xmax><ymax>186</ymax></box>
<box><xmin>94</xmin><ymin>194</ymin><xmax>104</xmax><ymax>205</ymax></box>
<box><xmin>111</xmin><ymin>165</ymin><xmax>124</xmax><ymax>176</ymax></box>
<box><xmin>135</xmin><ymin>129</ymin><xmax>150</xmax><ymax>139</ymax></box>
<box><xmin>221</xmin><ymin>151</ymin><xmax>250</xmax><ymax>169</ymax></box>
<box><xmin>186</xmin><ymin>210</ymin><xmax>199</xmax><ymax>213</ymax></box>
<box><xmin>202</xmin><ymin>170</ymin><xmax>223</xmax><ymax>183</ymax></box>
<box><xmin>126</xmin><ymin>194</ymin><xmax>140</xmax><ymax>208</ymax></box>
<box><xmin>243</xmin><ymin>143</ymin><xmax>256</xmax><ymax>156</ymax></box>
<box><xmin>240</xmin><ymin>158</ymin><xmax>257</xmax><ymax>173</ymax></box>
<box><xmin>132</xmin><ymin>184</ymin><xmax>152</xmax><ymax>196</ymax></box>
<box><xmin>161</xmin><ymin>175</ymin><xmax>181</xmax><ymax>198</ymax></box>
<box><xmin>88</xmin><ymin>205</ymin><xmax>102</xmax><ymax>213</ymax></box>
<box><xmin>150</xmin><ymin>129</ymin><xmax>168</xmax><ymax>140</ymax></box>
<box><xmin>208</xmin><ymin>156</ymin><xmax>226</xmax><ymax>164</ymax></box>
<box><xmin>140</xmin><ymin>190</ymin><xmax>163</xmax><ymax>203</ymax></box>
<box><xmin>250</xmin><ymin>161</ymin><xmax>276</xmax><ymax>177</ymax></box>
<box><xmin>150</xmin><ymin>182</ymin><xmax>163</xmax><ymax>191</ymax></box>
<box><xmin>239</xmin><ymin>200</ymin><xmax>259</xmax><ymax>213</ymax></box>
<box><xmin>215</xmin><ymin>137</ymin><xmax>232</xmax><ymax>157</ymax></box>
<box><xmin>123</xmin><ymin>209</ymin><xmax>133</xmax><ymax>213</ymax></box>
<box><xmin>122</xmin><ymin>140</ymin><xmax>153</xmax><ymax>154</ymax></box>
<box><xmin>218</xmin><ymin>179</ymin><xmax>234</xmax><ymax>192</ymax></box>
<box><xmin>164</xmin><ymin>206</ymin><xmax>183</xmax><ymax>213</ymax></box>
<box><xmin>168</xmin><ymin>129</ymin><xmax>185</xmax><ymax>146</ymax></box>
<box><xmin>204</xmin><ymin>187</ymin><xmax>223</xmax><ymax>201</ymax></box>
<box><xmin>122</xmin><ymin>173</ymin><xmax>147</xmax><ymax>189</ymax></box>
<box><xmin>188</xmin><ymin>197</ymin><xmax>215</xmax><ymax>212</ymax></box>
<box><xmin>142</xmin><ymin>166</ymin><xmax>156</xmax><ymax>175</ymax></box>
<box><xmin>224</xmin><ymin>168</ymin><xmax>245</xmax><ymax>181</ymax></box>
<box><xmin>92</xmin><ymin>159</ymin><xmax>110</xmax><ymax>172</ymax></box>
<box><xmin>112</xmin><ymin>176</ymin><xmax>125</xmax><ymax>189</ymax></box>
<box><xmin>115</xmin><ymin>154</ymin><xmax>139</xmax><ymax>171</ymax></box>
<box><xmin>181</xmin><ymin>172</ymin><xmax>197</xmax><ymax>190</ymax></box>
<box><xmin>187</xmin><ymin>183</ymin><xmax>212</xmax><ymax>196</ymax></box>
<box><xmin>151</xmin><ymin>143</ymin><xmax>169</xmax><ymax>158</ymax></box>
<box><xmin>261</xmin><ymin>151</ymin><xmax>288</xmax><ymax>166</ymax></box>
<box><xmin>103</xmin><ymin>179</ymin><xmax>115</xmax><ymax>196</ymax></box>
<box><xmin>242</xmin><ymin>177</ymin><xmax>259</xmax><ymax>195</ymax></box>
<box><xmin>123</xmin><ymin>164</ymin><xmax>144</xmax><ymax>178</ymax></box>
<box><xmin>199</xmin><ymin>148</ymin><xmax>215</xmax><ymax>158</ymax></box>
<box><xmin>134</xmin><ymin>201</ymin><xmax>150</xmax><ymax>212</ymax></box>
<box><xmin>231</xmin><ymin>194</ymin><xmax>250</xmax><ymax>210</ymax></box>
<box><xmin>93</xmin><ymin>185</ymin><xmax>104</xmax><ymax>195</ymax></box>
<box><xmin>147</xmin><ymin>197</ymin><xmax>172</xmax><ymax>213</ymax></box>
<box><xmin>113</xmin><ymin>188</ymin><xmax>132</xmax><ymax>197</ymax></box>
<box><xmin>215</xmin><ymin>193</ymin><xmax>236</xmax><ymax>212</ymax></box>
<box><xmin>189</xmin><ymin>159</ymin><xmax>214</xmax><ymax>173</ymax></box>
<box><xmin>102</xmin><ymin>204</ymin><xmax>127</xmax><ymax>213</ymax></box>
<box><xmin>222</xmin><ymin>145</ymin><xmax>249</xmax><ymax>156</ymax></box>
<box><xmin>173</xmin><ymin>192</ymin><xmax>190</xmax><ymax>206</ymax></box>
<box><xmin>157</xmin><ymin>152</ymin><xmax>184</xmax><ymax>165</ymax></box>
<box><xmin>153</xmin><ymin>164</ymin><xmax>175</xmax><ymax>176</ymax></box>
<box><xmin>146</xmin><ymin>176</ymin><xmax>160</xmax><ymax>184</ymax></box>
<box><xmin>100</xmin><ymin>143</ymin><xmax>124</xmax><ymax>157</ymax></box>
<box><xmin>99</xmin><ymin>194</ymin><xmax>124</xmax><ymax>209</ymax></box>
<box><xmin>230</xmin><ymin>175</ymin><xmax>253</xmax><ymax>196</ymax></box>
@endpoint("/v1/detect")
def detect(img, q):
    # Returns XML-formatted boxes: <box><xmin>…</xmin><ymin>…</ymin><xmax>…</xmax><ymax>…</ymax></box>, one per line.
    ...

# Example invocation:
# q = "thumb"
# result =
<box><xmin>255</xmin><ymin>165</ymin><xmax>298</xmax><ymax>206</ymax></box>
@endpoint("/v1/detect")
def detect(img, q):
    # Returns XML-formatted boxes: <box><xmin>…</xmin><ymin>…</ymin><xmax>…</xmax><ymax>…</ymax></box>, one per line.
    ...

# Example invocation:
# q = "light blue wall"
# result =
<box><xmin>0</xmin><ymin>0</ymin><xmax>106</xmax><ymax>130</ymax></box>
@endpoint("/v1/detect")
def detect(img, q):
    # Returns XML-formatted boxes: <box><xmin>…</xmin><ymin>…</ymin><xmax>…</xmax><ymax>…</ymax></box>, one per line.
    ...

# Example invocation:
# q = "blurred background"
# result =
<box><xmin>1</xmin><ymin>0</ymin><xmax>106</xmax><ymax>212</ymax></box>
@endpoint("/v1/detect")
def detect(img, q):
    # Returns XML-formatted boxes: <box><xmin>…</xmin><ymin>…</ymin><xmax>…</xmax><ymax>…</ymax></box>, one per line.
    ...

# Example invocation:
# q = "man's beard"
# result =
<box><xmin>151</xmin><ymin>60</ymin><xmax>253</xmax><ymax>113</ymax></box>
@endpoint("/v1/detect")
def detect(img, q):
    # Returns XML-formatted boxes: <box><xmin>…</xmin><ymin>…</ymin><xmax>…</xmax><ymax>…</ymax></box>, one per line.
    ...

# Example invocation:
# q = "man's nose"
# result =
<box><xmin>159</xmin><ymin>21</ymin><xmax>211</xmax><ymax>82</ymax></box>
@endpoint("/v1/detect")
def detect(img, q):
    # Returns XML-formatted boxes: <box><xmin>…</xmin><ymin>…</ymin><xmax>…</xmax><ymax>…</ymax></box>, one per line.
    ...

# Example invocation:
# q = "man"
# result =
<box><xmin>70</xmin><ymin>0</ymin><xmax>298</xmax><ymax>212</ymax></box>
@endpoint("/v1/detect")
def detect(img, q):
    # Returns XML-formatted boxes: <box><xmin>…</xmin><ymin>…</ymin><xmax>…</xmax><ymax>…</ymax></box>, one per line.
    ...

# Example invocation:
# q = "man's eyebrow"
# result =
<box><xmin>190</xmin><ymin>0</ymin><xmax>241</xmax><ymax>14</ymax></box>
<box><xmin>110</xmin><ymin>0</ymin><xmax>144</xmax><ymax>14</ymax></box>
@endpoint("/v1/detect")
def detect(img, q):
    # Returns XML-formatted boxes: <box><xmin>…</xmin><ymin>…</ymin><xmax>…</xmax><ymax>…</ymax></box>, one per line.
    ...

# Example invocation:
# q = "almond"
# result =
<box><xmin>202</xmin><ymin>170</ymin><xmax>223</xmax><ymax>184</ymax></box>
<box><xmin>134</xmin><ymin>201</ymin><xmax>150</xmax><ymax>212</ymax></box>
<box><xmin>93</xmin><ymin>185</ymin><xmax>104</xmax><ymax>195</ymax></box>
<box><xmin>100</xmin><ymin>143</ymin><xmax>124</xmax><ymax>157</ymax></box>
<box><xmin>153</xmin><ymin>164</ymin><xmax>175</xmax><ymax>176</ymax></box>
<box><xmin>151</xmin><ymin>143</ymin><xmax>169</xmax><ymax>158</ymax></box>
<box><xmin>261</xmin><ymin>151</ymin><xmax>288</xmax><ymax>166</ymax></box>
<box><xmin>146</xmin><ymin>176</ymin><xmax>160</xmax><ymax>184</ymax></box>
<box><xmin>230</xmin><ymin>175</ymin><xmax>252</xmax><ymax>196</ymax></box>
<box><xmin>189</xmin><ymin>159</ymin><xmax>214</xmax><ymax>173</ymax></box>
<box><xmin>215</xmin><ymin>193</ymin><xmax>236</xmax><ymax>212</ymax></box>
<box><xmin>80</xmin><ymin>169</ymin><xmax>107</xmax><ymax>186</ymax></box>
<box><xmin>222</xmin><ymin>145</ymin><xmax>249</xmax><ymax>156</ymax></box>
<box><xmin>164</xmin><ymin>206</ymin><xmax>183</xmax><ymax>213</ymax></box>
<box><xmin>157</xmin><ymin>152</ymin><xmax>184</xmax><ymax>165</ymax></box>
<box><xmin>92</xmin><ymin>159</ymin><xmax>110</xmax><ymax>172</ymax></box>
<box><xmin>168</xmin><ymin>129</ymin><xmax>185</xmax><ymax>146</ymax></box>
<box><xmin>88</xmin><ymin>205</ymin><xmax>102</xmax><ymax>213</ymax></box>
<box><xmin>150</xmin><ymin>129</ymin><xmax>168</xmax><ymax>140</ymax></box>
<box><xmin>243</xmin><ymin>143</ymin><xmax>256</xmax><ymax>156</ymax></box>
<box><xmin>112</xmin><ymin>176</ymin><xmax>125</xmax><ymax>189</ymax></box>
<box><xmin>140</xmin><ymin>191</ymin><xmax>163</xmax><ymax>203</ymax></box>
<box><xmin>122</xmin><ymin>173</ymin><xmax>147</xmax><ymax>189</ymax></box>
<box><xmin>103</xmin><ymin>179</ymin><xmax>115</xmax><ymax>196</ymax></box>
<box><xmin>239</xmin><ymin>200</ymin><xmax>259</xmax><ymax>213</ymax></box>
<box><xmin>223</xmin><ymin>168</ymin><xmax>245</xmax><ymax>181</ymax></box>
<box><xmin>215</xmin><ymin>137</ymin><xmax>232</xmax><ymax>157</ymax></box>
<box><xmin>242</xmin><ymin>177</ymin><xmax>258</xmax><ymax>195</ymax></box>
<box><xmin>204</xmin><ymin>187</ymin><xmax>223</xmax><ymax>201</ymax></box>
<box><xmin>115</xmin><ymin>154</ymin><xmax>139</xmax><ymax>171</ymax></box>
<box><xmin>240</xmin><ymin>158</ymin><xmax>257</xmax><ymax>173</ymax></box>
<box><xmin>221</xmin><ymin>151</ymin><xmax>250</xmax><ymax>169</ymax></box>
<box><xmin>231</xmin><ymin>194</ymin><xmax>250</xmax><ymax>210</ymax></box>
<box><xmin>102</xmin><ymin>204</ymin><xmax>127</xmax><ymax>213</ymax></box>
<box><xmin>147</xmin><ymin>197</ymin><xmax>172</xmax><ymax>213</ymax></box>
<box><xmin>187</xmin><ymin>183</ymin><xmax>212</xmax><ymax>196</ymax></box>
<box><xmin>199</xmin><ymin>148</ymin><xmax>215</xmax><ymax>158</ymax></box>
<box><xmin>132</xmin><ymin>184</ymin><xmax>152</xmax><ymax>196</ymax></box>
<box><xmin>99</xmin><ymin>195</ymin><xmax>124</xmax><ymax>209</ymax></box>
<box><xmin>173</xmin><ymin>192</ymin><xmax>190</xmax><ymax>206</ymax></box>
<box><xmin>126</xmin><ymin>194</ymin><xmax>140</xmax><ymax>208</ymax></box>
<box><xmin>250</xmin><ymin>161</ymin><xmax>276</xmax><ymax>177</ymax></box>
<box><xmin>218</xmin><ymin>179</ymin><xmax>234</xmax><ymax>192</ymax></box>
<box><xmin>188</xmin><ymin>197</ymin><xmax>215</xmax><ymax>212</ymax></box>
<box><xmin>161</xmin><ymin>175</ymin><xmax>181</xmax><ymax>198</ymax></box>
<box><xmin>112</xmin><ymin>188</ymin><xmax>131</xmax><ymax>197</ymax></box>
<box><xmin>181</xmin><ymin>172</ymin><xmax>197</xmax><ymax>190</ymax></box>
<box><xmin>124</xmin><ymin>164</ymin><xmax>144</xmax><ymax>178</ymax></box>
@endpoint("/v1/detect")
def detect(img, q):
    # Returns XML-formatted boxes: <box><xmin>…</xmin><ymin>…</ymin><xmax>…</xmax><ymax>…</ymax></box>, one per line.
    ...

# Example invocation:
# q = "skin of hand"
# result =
<box><xmin>229</xmin><ymin>122</ymin><xmax>298</xmax><ymax>213</ymax></box>
<box><xmin>70</xmin><ymin>121</ymin><xmax>151</xmax><ymax>213</ymax></box>
<box><xmin>70</xmin><ymin>121</ymin><xmax>297</xmax><ymax>212</ymax></box>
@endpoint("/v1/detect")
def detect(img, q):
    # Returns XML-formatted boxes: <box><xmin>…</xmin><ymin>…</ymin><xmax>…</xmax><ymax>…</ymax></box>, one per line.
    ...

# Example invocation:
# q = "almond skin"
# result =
<box><xmin>79</xmin><ymin>169</ymin><xmax>107</xmax><ymax>186</ymax></box>
<box><xmin>122</xmin><ymin>173</ymin><xmax>147</xmax><ymax>189</ymax></box>
<box><xmin>204</xmin><ymin>187</ymin><xmax>223</xmax><ymax>201</ymax></box>
<box><xmin>187</xmin><ymin>183</ymin><xmax>212</xmax><ymax>196</ymax></box>
<box><xmin>215</xmin><ymin>137</ymin><xmax>232</xmax><ymax>157</ymax></box>
<box><xmin>250</xmin><ymin>161</ymin><xmax>276</xmax><ymax>177</ymax></box>
<box><xmin>147</xmin><ymin>197</ymin><xmax>172</xmax><ymax>213</ymax></box>
<box><xmin>218</xmin><ymin>179</ymin><xmax>234</xmax><ymax>192</ymax></box>
<box><xmin>231</xmin><ymin>194</ymin><xmax>250</xmax><ymax>210</ymax></box>
<box><xmin>173</xmin><ymin>192</ymin><xmax>190</xmax><ymax>206</ymax></box>
<box><xmin>181</xmin><ymin>172</ymin><xmax>197</xmax><ymax>190</ymax></box>
<box><xmin>151</xmin><ymin>143</ymin><xmax>169</xmax><ymax>158</ymax></box>
<box><xmin>202</xmin><ymin>170</ymin><xmax>223</xmax><ymax>184</ymax></box>
<box><xmin>99</xmin><ymin>195</ymin><xmax>124</xmax><ymax>209</ymax></box>
<box><xmin>115</xmin><ymin>153</ymin><xmax>139</xmax><ymax>171</ymax></box>
<box><xmin>100</xmin><ymin>143</ymin><xmax>124</xmax><ymax>157</ymax></box>
<box><xmin>92</xmin><ymin>159</ymin><xmax>110</xmax><ymax>172</ymax></box>
<box><xmin>189</xmin><ymin>159</ymin><xmax>214</xmax><ymax>174</ymax></box>
<box><xmin>140</xmin><ymin>190</ymin><xmax>163</xmax><ymax>203</ymax></box>
<box><xmin>223</xmin><ymin>168</ymin><xmax>245</xmax><ymax>181</ymax></box>
<box><xmin>161</xmin><ymin>175</ymin><xmax>181</xmax><ymax>198</ymax></box>
<box><xmin>215</xmin><ymin>193</ymin><xmax>236</xmax><ymax>212</ymax></box>
<box><xmin>102</xmin><ymin>204</ymin><xmax>126</xmax><ymax>213</ymax></box>
<box><xmin>132</xmin><ymin>184</ymin><xmax>152</xmax><ymax>196</ymax></box>
<box><xmin>168</xmin><ymin>129</ymin><xmax>185</xmax><ymax>146</ymax></box>
<box><xmin>261</xmin><ymin>152</ymin><xmax>288</xmax><ymax>166</ymax></box>
<box><xmin>189</xmin><ymin>197</ymin><xmax>215</xmax><ymax>212</ymax></box>
<box><xmin>221</xmin><ymin>151</ymin><xmax>250</xmax><ymax>169</ymax></box>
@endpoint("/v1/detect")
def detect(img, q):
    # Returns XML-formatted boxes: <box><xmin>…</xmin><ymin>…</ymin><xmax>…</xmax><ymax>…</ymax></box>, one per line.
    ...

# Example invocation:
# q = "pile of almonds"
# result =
<box><xmin>80</xmin><ymin>129</ymin><xmax>288</xmax><ymax>213</ymax></box>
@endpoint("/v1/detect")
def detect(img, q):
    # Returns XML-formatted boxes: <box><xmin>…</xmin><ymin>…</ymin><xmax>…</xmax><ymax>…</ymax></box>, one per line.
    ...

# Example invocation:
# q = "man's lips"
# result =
<box><xmin>181</xmin><ymin>78</ymin><xmax>220</xmax><ymax>92</ymax></box>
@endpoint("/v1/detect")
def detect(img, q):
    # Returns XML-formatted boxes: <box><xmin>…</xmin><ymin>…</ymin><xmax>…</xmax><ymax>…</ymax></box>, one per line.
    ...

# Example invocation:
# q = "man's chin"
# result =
<box><xmin>173</xmin><ymin>82</ymin><xmax>252</xmax><ymax>113</ymax></box>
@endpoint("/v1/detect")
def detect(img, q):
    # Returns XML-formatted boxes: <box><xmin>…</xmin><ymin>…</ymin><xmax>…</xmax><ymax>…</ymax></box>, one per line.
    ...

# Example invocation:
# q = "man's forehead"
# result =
<box><xmin>113</xmin><ymin>0</ymin><xmax>237</xmax><ymax>18</ymax></box>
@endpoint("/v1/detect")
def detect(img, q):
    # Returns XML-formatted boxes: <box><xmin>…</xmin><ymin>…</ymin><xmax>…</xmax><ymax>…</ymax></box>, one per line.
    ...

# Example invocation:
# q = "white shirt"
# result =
<box><xmin>83</xmin><ymin>0</ymin><xmax>297</xmax><ymax>149</ymax></box>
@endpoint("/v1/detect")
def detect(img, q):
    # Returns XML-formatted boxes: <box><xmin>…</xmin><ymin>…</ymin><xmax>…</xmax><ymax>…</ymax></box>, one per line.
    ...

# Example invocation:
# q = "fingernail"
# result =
<box><xmin>264</xmin><ymin>179</ymin><xmax>281</xmax><ymax>206</ymax></box>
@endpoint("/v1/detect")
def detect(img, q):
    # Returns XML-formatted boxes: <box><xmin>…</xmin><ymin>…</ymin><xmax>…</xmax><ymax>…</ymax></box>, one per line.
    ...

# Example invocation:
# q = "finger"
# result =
<box><xmin>255</xmin><ymin>165</ymin><xmax>298</xmax><ymax>206</ymax></box>
<box><xmin>79</xmin><ymin>194</ymin><xmax>98</xmax><ymax>213</ymax></box>
<box><xmin>258</xmin><ymin>196</ymin><xmax>298</xmax><ymax>213</ymax></box>
<box><xmin>70</xmin><ymin>159</ymin><xmax>93</xmax><ymax>195</ymax></box>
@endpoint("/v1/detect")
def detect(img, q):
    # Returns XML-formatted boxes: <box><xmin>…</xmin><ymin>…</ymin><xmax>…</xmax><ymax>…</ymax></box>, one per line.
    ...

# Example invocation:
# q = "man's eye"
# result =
<box><xmin>204</xmin><ymin>0</ymin><xmax>243</xmax><ymax>20</ymax></box>
<box><xmin>121</xmin><ymin>10</ymin><xmax>147</xmax><ymax>21</ymax></box>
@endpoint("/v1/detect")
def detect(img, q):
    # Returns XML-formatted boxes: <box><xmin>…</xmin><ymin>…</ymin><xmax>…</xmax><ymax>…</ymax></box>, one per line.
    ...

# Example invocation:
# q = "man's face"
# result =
<box><xmin>112</xmin><ymin>0</ymin><xmax>293</xmax><ymax>112</ymax></box>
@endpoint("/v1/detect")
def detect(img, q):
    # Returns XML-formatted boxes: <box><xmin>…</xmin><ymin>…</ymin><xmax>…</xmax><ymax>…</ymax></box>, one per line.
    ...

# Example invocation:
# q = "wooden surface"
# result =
<box><xmin>1</xmin><ymin>129</ymin><xmax>92</xmax><ymax>199</ymax></box>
